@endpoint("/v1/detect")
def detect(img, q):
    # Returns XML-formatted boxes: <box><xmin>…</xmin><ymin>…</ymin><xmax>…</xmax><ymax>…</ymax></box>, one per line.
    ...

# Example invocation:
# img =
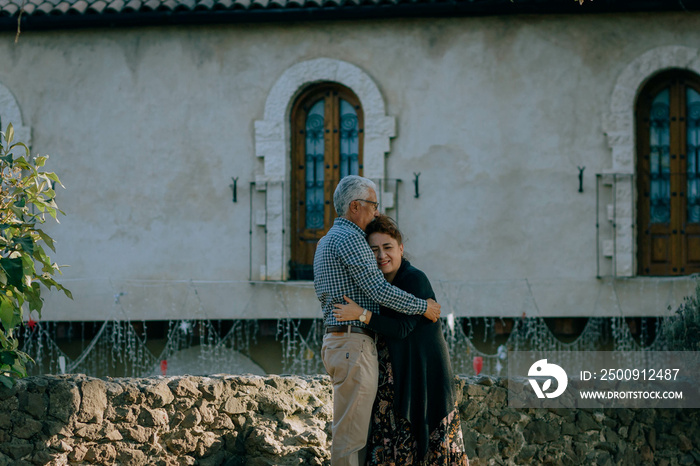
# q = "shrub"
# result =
<box><xmin>0</xmin><ymin>123</ymin><xmax>71</xmax><ymax>387</ymax></box>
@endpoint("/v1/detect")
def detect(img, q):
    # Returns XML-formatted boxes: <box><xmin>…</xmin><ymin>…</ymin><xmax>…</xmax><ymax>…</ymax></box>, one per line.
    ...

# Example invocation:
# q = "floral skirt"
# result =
<box><xmin>366</xmin><ymin>341</ymin><xmax>469</xmax><ymax>466</ymax></box>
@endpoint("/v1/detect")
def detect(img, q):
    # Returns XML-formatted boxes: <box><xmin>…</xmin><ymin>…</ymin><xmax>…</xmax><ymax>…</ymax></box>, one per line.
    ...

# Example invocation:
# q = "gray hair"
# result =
<box><xmin>334</xmin><ymin>175</ymin><xmax>377</xmax><ymax>216</ymax></box>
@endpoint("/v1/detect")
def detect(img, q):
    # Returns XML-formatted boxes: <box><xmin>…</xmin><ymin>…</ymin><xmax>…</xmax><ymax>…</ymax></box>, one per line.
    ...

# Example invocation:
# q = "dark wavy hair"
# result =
<box><xmin>365</xmin><ymin>214</ymin><xmax>403</xmax><ymax>245</ymax></box>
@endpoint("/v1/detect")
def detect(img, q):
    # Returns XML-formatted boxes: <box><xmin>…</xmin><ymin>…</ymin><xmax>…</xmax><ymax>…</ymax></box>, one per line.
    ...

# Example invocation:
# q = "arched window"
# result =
<box><xmin>289</xmin><ymin>83</ymin><xmax>364</xmax><ymax>280</ymax></box>
<box><xmin>636</xmin><ymin>69</ymin><xmax>700</xmax><ymax>276</ymax></box>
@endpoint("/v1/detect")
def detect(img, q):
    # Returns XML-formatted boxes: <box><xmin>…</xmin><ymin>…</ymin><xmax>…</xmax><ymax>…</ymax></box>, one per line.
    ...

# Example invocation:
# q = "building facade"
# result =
<box><xmin>1</xmin><ymin>0</ymin><xmax>699</xmax><ymax>374</ymax></box>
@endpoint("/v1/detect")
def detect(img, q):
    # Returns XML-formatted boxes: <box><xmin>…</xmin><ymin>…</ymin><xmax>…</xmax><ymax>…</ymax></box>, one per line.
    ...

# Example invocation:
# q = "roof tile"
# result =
<box><xmin>52</xmin><ymin>1</ymin><xmax>71</xmax><ymax>13</ymax></box>
<box><xmin>121</xmin><ymin>0</ymin><xmax>141</xmax><ymax>11</ymax></box>
<box><xmin>69</xmin><ymin>0</ymin><xmax>89</xmax><ymax>13</ymax></box>
<box><xmin>193</xmin><ymin>0</ymin><xmax>213</xmax><ymax>10</ymax></box>
<box><xmin>4</xmin><ymin>2</ymin><xmax>19</xmax><ymax>13</ymax></box>
<box><xmin>33</xmin><ymin>3</ymin><xmax>52</xmax><ymax>14</ymax></box>
<box><xmin>104</xmin><ymin>0</ymin><xmax>123</xmax><ymax>11</ymax></box>
<box><xmin>180</xmin><ymin>0</ymin><xmax>197</xmax><ymax>9</ymax></box>
<box><xmin>87</xmin><ymin>0</ymin><xmax>109</xmax><ymax>12</ymax></box>
<box><xmin>159</xmin><ymin>0</ymin><xmax>178</xmax><ymax>10</ymax></box>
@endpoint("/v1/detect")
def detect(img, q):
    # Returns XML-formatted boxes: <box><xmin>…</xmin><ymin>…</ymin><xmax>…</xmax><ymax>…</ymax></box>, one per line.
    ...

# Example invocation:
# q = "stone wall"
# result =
<box><xmin>0</xmin><ymin>375</ymin><xmax>698</xmax><ymax>466</ymax></box>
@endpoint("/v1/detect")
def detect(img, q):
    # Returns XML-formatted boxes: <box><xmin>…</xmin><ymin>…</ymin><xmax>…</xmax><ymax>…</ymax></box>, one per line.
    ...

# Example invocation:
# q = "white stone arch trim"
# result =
<box><xmin>0</xmin><ymin>83</ymin><xmax>31</xmax><ymax>152</ymax></box>
<box><xmin>254</xmin><ymin>58</ymin><xmax>396</xmax><ymax>280</ymax></box>
<box><xmin>602</xmin><ymin>46</ymin><xmax>700</xmax><ymax>277</ymax></box>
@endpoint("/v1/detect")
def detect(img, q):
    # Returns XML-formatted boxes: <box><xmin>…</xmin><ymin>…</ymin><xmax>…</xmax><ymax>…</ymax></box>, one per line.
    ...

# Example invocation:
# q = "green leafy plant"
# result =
<box><xmin>661</xmin><ymin>283</ymin><xmax>700</xmax><ymax>351</ymax></box>
<box><xmin>0</xmin><ymin>123</ymin><xmax>71</xmax><ymax>388</ymax></box>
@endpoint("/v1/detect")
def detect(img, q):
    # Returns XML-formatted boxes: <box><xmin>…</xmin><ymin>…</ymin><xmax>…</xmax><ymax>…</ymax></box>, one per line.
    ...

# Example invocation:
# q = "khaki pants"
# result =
<box><xmin>322</xmin><ymin>332</ymin><xmax>378</xmax><ymax>466</ymax></box>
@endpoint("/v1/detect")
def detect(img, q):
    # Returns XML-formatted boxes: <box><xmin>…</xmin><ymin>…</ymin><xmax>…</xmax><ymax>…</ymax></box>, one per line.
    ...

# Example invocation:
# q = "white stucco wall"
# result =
<box><xmin>1</xmin><ymin>12</ymin><xmax>699</xmax><ymax>321</ymax></box>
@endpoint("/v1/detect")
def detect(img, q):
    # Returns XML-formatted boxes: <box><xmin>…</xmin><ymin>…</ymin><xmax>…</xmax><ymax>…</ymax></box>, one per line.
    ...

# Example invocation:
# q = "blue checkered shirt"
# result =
<box><xmin>313</xmin><ymin>217</ymin><xmax>428</xmax><ymax>328</ymax></box>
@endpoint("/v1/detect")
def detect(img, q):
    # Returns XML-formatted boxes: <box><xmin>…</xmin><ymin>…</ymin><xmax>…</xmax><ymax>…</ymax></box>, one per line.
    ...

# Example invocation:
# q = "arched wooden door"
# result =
<box><xmin>289</xmin><ymin>83</ymin><xmax>364</xmax><ymax>280</ymax></box>
<box><xmin>637</xmin><ymin>70</ymin><xmax>700</xmax><ymax>275</ymax></box>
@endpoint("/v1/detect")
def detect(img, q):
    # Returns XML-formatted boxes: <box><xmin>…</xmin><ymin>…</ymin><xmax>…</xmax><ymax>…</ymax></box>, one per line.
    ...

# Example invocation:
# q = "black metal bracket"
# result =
<box><xmin>413</xmin><ymin>172</ymin><xmax>421</xmax><ymax>198</ymax></box>
<box><xmin>577</xmin><ymin>166</ymin><xmax>585</xmax><ymax>193</ymax></box>
<box><xmin>230</xmin><ymin>177</ymin><xmax>239</xmax><ymax>203</ymax></box>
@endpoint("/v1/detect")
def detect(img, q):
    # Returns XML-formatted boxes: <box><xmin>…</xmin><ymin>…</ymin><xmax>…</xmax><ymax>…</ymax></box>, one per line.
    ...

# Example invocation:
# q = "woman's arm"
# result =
<box><xmin>333</xmin><ymin>296</ymin><xmax>421</xmax><ymax>340</ymax></box>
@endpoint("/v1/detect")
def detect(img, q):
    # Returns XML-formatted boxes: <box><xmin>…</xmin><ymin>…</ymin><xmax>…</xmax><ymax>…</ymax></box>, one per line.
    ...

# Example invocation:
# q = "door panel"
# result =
<box><xmin>637</xmin><ymin>71</ymin><xmax>700</xmax><ymax>276</ymax></box>
<box><xmin>290</xmin><ymin>84</ymin><xmax>364</xmax><ymax>280</ymax></box>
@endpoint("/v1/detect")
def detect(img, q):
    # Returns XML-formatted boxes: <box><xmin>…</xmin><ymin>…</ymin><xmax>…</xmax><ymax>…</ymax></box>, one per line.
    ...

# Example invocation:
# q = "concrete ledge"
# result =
<box><xmin>0</xmin><ymin>375</ymin><xmax>698</xmax><ymax>465</ymax></box>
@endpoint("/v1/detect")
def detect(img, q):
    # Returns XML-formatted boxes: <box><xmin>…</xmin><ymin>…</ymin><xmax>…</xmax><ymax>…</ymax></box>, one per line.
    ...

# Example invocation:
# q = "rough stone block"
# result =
<box><xmin>477</xmin><ymin>440</ymin><xmax>499</xmax><ymax>459</ymax></box>
<box><xmin>3</xmin><ymin>439</ymin><xmax>34</xmax><ymax>460</ymax></box>
<box><xmin>576</xmin><ymin>411</ymin><xmax>601</xmax><ymax>432</ymax></box>
<box><xmin>173</xmin><ymin>396</ymin><xmax>198</xmax><ymax>411</ymax></box>
<box><xmin>515</xmin><ymin>444</ymin><xmax>537</xmax><ymax>463</ymax></box>
<box><xmin>212</xmin><ymin>414</ymin><xmax>235</xmax><ymax>430</ymax></box>
<box><xmin>176</xmin><ymin>455</ymin><xmax>196</xmax><ymax>465</ymax></box>
<box><xmin>78</xmin><ymin>379</ymin><xmax>108</xmax><ymax>424</ymax></box>
<box><xmin>115</xmin><ymin>447</ymin><xmax>147</xmax><ymax>466</ymax></box>
<box><xmin>245</xmin><ymin>426</ymin><xmax>283</xmax><ymax>456</ymax></box>
<box><xmin>264</xmin><ymin>376</ymin><xmax>295</xmax><ymax>392</ymax></box>
<box><xmin>30</xmin><ymin>449</ymin><xmax>53</xmax><ymax>465</ymax></box>
<box><xmin>636</xmin><ymin>409</ymin><xmax>656</xmax><ymax>425</ymax></box>
<box><xmin>74</xmin><ymin>423</ymin><xmax>102</xmax><ymax>441</ymax></box>
<box><xmin>313</xmin><ymin>403</ymin><xmax>332</xmax><ymax>422</ymax></box>
<box><xmin>50</xmin><ymin>440</ymin><xmax>72</xmax><ymax>453</ymax></box>
<box><xmin>461</xmin><ymin>399</ymin><xmax>482</xmax><ymax>421</ymax></box>
<box><xmin>12</xmin><ymin>417</ymin><xmax>42</xmax><ymax>439</ymax></box>
<box><xmin>466</xmin><ymin>384</ymin><xmax>489</xmax><ymax>397</ymax></box>
<box><xmin>103</xmin><ymin>379</ymin><xmax>124</xmax><ymax>399</ymax></box>
<box><xmin>524</xmin><ymin>419</ymin><xmax>561</xmax><ymax>444</ymax></box>
<box><xmin>122</xmin><ymin>425</ymin><xmax>153</xmax><ymax>444</ymax></box>
<box><xmin>223</xmin><ymin>431</ymin><xmax>241</xmax><ymax>454</ymax></box>
<box><xmin>68</xmin><ymin>444</ymin><xmax>88</xmax><ymax>462</ymax></box>
<box><xmin>142</xmin><ymin>381</ymin><xmax>175</xmax><ymax>408</ymax></box>
<box><xmin>114</xmin><ymin>385</ymin><xmax>142</xmax><ymax>404</ymax></box>
<box><xmin>200</xmin><ymin>380</ymin><xmax>224</xmax><ymax>401</ymax></box>
<box><xmin>181</xmin><ymin>407</ymin><xmax>202</xmax><ymax>428</ymax></box>
<box><xmin>139</xmin><ymin>407</ymin><xmax>169</xmax><ymax>427</ymax></box>
<box><xmin>47</xmin><ymin>380</ymin><xmax>80</xmax><ymax>424</ymax></box>
<box><xmin>678</xmin><ymin>434</ymin><xmax>693</xmax><ymax>452</ymax></box>
<box><xmin>199</xmin><ymin>402</ymin><xmax>216</xmax><ymax>425</ymax></box>
<box><xmin>197</xmin><ymin>451</ymin><xmax>228</xmax><ymax>466</ymax></box>
<box><xmin>561</xmin><ymin>421</ymin><xmax>579</xmax><ymax>437</ymax></box>
<box><xmin>166</xmin><ymin>429</ymin><xmax>198</xmax><ymax>455</ymax></box>
<box><xmin>294</xmin><ymin>429</ymin><xmax>327</xmax><ymax>447</ymax></box>
<box><xmin>647</xmin><ymin>427</ymin><xmax>657</xmax><ymax>451</ymax></box>
<box><xmin>222</xmin><ymin>396</ymin><xmax>246</xmax><ymax>415</ymax></box>
<box><xmin>169</xmin><ymin>411</ymin><xmax>186</xmax><ymax>429</ymax></box>
<box><xmin>168</xmin><ymin>378</ymin><xmax>202</xmax><ymax>398</ymax></box>
<box><xmin>485</xmin><ymin>387</ymin><xmax>507</xmax><ymax>405</ymax></box>
<box><xmin>84</xmin><ymin>444</ymin><xmax>116</xmax><ymax>464</ymax></box>
<box><xmin>195</xmin><ymin>431</ymin><xmax>222</xmax><ymax>458</ymax></box>
<box><xmin>114</xmin><ymin>406</ymin><xmax>139</xmax><ymax>423</ymax></box>
<box><xmin>18</xmin><ymin>392</ymin><xmax>46</xmax><ymax>419</ymax></box>
<box><xmin>258</xmin><ymin>391</ymin><xmax>295</xmax><ymax>415</ymax></box>
<box><xmin>103</xmin><ymin>425</ymin><xmax>123</xmax><ymax>442</ymax></box>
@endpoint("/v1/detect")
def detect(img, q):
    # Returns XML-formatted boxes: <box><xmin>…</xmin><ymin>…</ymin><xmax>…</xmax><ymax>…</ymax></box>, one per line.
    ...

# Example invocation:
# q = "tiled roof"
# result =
<box><xmin>0</xmin><ymin>0</ymin><xmax>698</xmax><ymax>29</ymax></box>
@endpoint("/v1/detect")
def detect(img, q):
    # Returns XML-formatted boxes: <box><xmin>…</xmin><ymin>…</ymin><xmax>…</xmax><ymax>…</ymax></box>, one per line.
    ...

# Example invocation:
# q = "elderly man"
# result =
<box><xmin>314</xmin><ymin>175</ymin><xmax>441</xmax><ymax>466</ymax></box>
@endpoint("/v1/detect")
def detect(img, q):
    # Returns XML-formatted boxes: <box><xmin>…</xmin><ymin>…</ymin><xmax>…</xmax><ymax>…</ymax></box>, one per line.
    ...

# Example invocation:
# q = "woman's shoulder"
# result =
<box><xmin>400</xmin><ymin>261</ymin><xmax>429</xmax><ymax>282</ymax></box>
<box><xmin>395</xmin><ymin>260</ymin><xmax>434</xmax><ymax>298</ymax></box>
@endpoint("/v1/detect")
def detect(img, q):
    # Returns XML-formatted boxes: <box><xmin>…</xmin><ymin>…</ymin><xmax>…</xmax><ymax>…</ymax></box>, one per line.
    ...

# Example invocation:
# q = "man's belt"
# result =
<box><xmin>326</xmin><ymin>325</ymin><xmax>375</xmax><ymax>338</ymax></box>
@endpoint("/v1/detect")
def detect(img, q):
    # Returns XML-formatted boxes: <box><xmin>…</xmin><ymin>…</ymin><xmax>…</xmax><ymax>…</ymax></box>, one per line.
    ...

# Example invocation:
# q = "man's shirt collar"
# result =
<box><xmin>334</xmin><ymin>217</ymin><xmax>365</xmax><ymax>236</ymax></box>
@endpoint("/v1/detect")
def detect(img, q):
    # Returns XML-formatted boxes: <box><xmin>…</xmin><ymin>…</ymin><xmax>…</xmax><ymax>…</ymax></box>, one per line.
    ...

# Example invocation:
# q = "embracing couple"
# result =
<box><xmin>313</xmin><ymin>175</ymin><xmax>469</xmax><ymax>466</ymax></box>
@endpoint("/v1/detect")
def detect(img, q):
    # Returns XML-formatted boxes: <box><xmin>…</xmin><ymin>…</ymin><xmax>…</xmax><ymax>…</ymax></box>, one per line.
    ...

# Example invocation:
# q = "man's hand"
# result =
<box><xmin>423</xmin><ymin>298</ymin><xmax>441</xmax><ymax>322</ymax></box>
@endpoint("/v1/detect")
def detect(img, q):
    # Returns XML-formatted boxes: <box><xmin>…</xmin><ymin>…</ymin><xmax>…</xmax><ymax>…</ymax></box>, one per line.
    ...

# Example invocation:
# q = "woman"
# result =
<box><xmin>333</xmin><ymin>215</ymin><xmax>468</xmax><ymax>466</ymax></box>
